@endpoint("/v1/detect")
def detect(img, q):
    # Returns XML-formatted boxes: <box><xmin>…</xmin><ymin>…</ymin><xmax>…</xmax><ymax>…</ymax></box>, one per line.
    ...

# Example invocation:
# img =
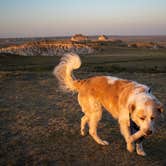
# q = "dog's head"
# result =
<box><xmin>128</xmin><ymin>87</ymin><xmax>163</xmax><ymax>136</ymax></box>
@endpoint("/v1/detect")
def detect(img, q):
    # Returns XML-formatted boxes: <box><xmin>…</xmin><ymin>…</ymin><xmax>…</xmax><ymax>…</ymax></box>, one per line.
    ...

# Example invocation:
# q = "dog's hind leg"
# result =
<box><xmin>78</xmin><ymin>94</ymin><xmax>109</xmax><ymax>145</ymax></box>
<box><xmin>88</xmin><ymin>111</ymin><xmax>109</xmax><ymax>145</ymax></box>
<box><xmin>81</xmin><ymin>115</ymin><xmax>88</xmax><ymax>136</ymax></box>
<box><xmin>78</xmin><ymin>95</ymin><xmax>89</xmax><ymax>136</ymax></box>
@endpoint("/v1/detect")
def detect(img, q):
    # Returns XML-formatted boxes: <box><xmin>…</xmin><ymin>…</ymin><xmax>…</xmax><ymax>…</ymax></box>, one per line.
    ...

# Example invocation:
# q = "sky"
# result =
<box><xmin>0</xmin><ymin>0</ymin><xmax>166</xmax><ymax>38</ymax></box>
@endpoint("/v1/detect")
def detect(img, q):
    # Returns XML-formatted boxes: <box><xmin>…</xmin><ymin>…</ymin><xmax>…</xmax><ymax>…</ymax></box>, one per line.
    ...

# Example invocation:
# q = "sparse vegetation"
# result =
<box><xmin>0</xmin><ymin>49</ymin><xmax>166</xmax><ymax>165</ymax></box>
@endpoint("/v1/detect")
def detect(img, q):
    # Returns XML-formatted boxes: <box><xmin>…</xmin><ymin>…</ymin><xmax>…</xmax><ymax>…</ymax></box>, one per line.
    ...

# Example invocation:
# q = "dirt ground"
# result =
<box><xmin>0</xmin><ymin>52</ymin><xmax>166</xmax><ymax>165</ymax></box>
<box><xmin>0</xmin><ymin>69</ymin><xmax>166</xmax><ymax>165</ymax></box>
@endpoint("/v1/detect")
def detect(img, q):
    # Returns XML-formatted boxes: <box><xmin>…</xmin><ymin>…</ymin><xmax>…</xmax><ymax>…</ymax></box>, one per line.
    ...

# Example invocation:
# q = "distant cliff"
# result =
<box><xmin>0</xmin><ymin>41</ymin><xmax>95</xmax><ymax>56</ymax></box>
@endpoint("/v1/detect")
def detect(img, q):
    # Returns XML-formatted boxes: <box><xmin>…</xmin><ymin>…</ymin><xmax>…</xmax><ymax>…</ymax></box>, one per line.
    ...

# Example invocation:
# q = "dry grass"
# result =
<box><xmin>0</xmin><ymin>70</ymin><xmax>166</xmax><ymax>165</ymax></box>
<box><xmin>0</xmin><ymin>53</ymin><xmax>166</xmax><ymax>165</ymax></box>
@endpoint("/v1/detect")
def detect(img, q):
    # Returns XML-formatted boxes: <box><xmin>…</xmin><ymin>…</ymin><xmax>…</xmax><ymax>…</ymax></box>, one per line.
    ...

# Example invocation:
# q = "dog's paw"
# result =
<box><xmin>136</xmin><ymin>145</ymin><xmax>146</xmax><ymax>156</ymax></box>
<box><xmin>127</xmin><ymin>142</ymin><xmax>135</xmax><ymax>153</ymax></box>
<box><xmin>80</xmin><ymin>129</ymin><xmax>86</xmax><ymax>136</ymax></box>
<box><xmin>136</xmin><ymin>150</ymin><xmax>146</xmax><ymax>156</ymax></box>
<box><xmin>98</xmin><ymin>140</ymin><xmax>109</xmax><ymax>146</ymax></box>
<box><xmin>126</xmin><ymin>137</ymin><xmax>135</xmax><ymax>153</ymax></box>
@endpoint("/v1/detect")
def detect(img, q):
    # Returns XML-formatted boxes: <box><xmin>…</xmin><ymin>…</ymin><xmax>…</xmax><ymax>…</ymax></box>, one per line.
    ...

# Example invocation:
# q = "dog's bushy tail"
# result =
<box><xmin>53</xmin><ymin>53</ymin><xmax>81</xmax><ymax>92</ymax></box>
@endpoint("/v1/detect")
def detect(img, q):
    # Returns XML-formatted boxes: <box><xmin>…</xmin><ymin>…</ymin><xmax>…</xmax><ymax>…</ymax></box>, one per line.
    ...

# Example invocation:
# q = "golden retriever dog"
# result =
<box><xmin>53</xmin><ymin>53</ymin><xmax>163</xmax><ymax>156</ymax></box>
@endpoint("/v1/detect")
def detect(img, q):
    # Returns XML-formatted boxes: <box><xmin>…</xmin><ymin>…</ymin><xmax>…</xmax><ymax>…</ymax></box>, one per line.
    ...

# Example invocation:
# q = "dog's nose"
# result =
<box><xmin>146</xmin><ymin>130</ymin><xmax>152</xmax><ymax>135</ymax></box>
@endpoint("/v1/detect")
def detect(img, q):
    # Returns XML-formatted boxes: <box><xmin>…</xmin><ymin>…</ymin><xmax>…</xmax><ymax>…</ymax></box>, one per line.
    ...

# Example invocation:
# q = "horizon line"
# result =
<box><xmin>1</xmin><ymin>34</ymin><xmax>166</xmax><ymax>39</ymax></box>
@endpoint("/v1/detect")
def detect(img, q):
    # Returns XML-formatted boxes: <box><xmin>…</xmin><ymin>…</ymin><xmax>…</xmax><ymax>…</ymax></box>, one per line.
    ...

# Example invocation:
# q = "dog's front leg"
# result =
<box><xmin>136</xmin><ymin>142</ymin><xmax>146</xmax><ymax>156</ymax></box>
<box><xmin>119</xmin><ymin>120</ymin><xmax>135</xmax><ymax>153</ymax></box>
<box><xmin>129</xmin><ymin>130</ymin><xmax>145</xmax><ymax>143</ymax></box>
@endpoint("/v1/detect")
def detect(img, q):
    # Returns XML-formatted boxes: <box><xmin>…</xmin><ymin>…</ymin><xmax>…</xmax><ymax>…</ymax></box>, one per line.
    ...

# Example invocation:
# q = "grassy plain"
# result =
<box><xmin>0</xmin><ymin>48</ymin><xmax>166</xmax><ymax>165</ymax></box>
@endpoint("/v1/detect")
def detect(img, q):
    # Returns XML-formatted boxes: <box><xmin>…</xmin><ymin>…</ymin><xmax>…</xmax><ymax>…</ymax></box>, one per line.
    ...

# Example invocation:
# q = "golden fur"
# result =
<box><xmin>53</xmin><ymin>53</ymin><xmax>163</xmax><ymax>156</ymax></box>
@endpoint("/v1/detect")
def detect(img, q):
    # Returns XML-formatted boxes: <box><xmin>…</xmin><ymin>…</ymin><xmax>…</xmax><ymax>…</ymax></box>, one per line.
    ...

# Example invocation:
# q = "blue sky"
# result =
<box><xmin>0</xmin><ymin>0</ymin><xmax>166</xmax><ymax>38</ymax></box>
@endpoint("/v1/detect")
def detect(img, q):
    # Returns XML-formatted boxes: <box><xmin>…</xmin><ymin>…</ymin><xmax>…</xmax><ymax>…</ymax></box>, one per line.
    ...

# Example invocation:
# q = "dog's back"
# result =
<box><xmin>53</xmin><ymin>53</ymin><xmax>134</xmax><ymax>118</ymax></box>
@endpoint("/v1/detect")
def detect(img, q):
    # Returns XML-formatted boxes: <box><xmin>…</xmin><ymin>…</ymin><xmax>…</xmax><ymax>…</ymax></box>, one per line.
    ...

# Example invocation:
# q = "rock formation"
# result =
<box><xmin>0</xmin><ymin>41</ymin><xmax>94</xmax><ymax>56</ymax></box>
<box><xmin>71</xmin><ymin>34</ymin><xmax>88</xmax><ymax>42</ymax></box>
<box><xmin>98</xmin><ymin>35</ymin><xmax>108</xmax><ymax>41</ymax></box>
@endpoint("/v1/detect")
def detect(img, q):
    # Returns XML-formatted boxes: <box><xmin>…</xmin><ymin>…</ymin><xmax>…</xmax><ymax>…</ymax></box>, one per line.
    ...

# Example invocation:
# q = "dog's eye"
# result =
<box><xmin>140</xmin><ymin>117</ymin><xmax>145</xmax><ymax>121</ymax></box>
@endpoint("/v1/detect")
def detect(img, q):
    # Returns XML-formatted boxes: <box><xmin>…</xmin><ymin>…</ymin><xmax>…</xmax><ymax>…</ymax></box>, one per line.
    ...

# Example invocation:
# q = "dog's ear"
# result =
<box><xmin>152</xmin><ymin>97</ymin><xmax>164</xmax><ymax>114</ymax></box>
<box><xmin>156</xmin><ymin>103</ymin><xmax>164</xmax><ymax>121</ymax></box>
<box><xmin>157</xmin><ymin>104</ymin><xmax>164</xmax><ymax>114</ymax></box>
<box><xmin>128</xmin><ymin>103</ymin><xmax>136</xmax><ymax>114</ymax></box>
